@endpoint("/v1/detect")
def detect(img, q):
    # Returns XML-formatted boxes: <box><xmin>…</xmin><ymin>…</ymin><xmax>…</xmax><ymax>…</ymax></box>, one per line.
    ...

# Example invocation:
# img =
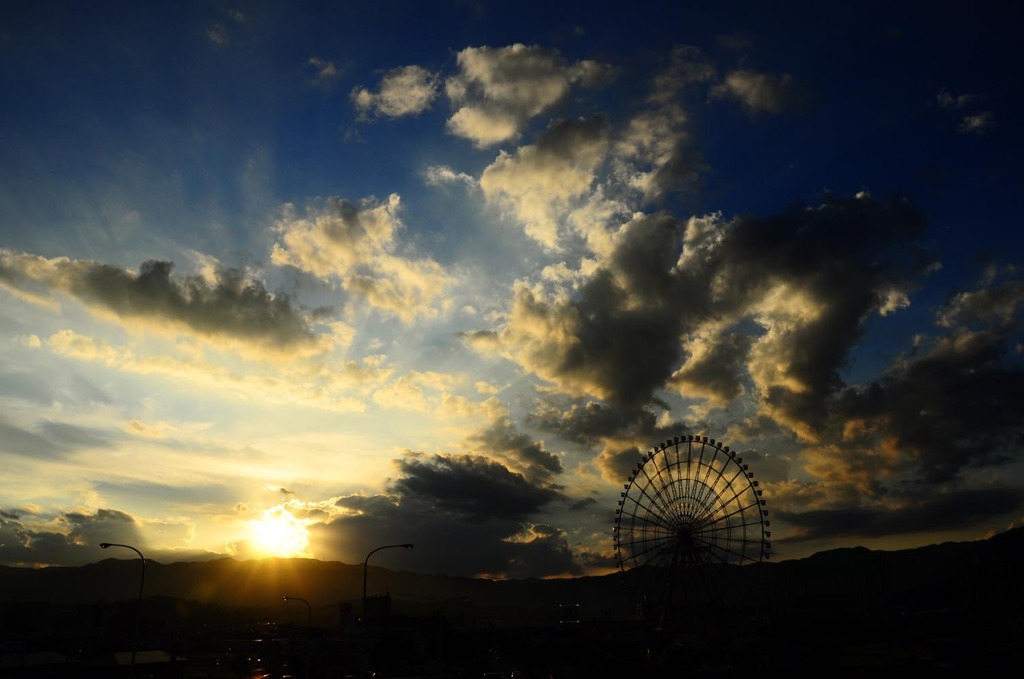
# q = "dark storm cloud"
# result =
<box><xmin>595</xmin><ymin>445</ymin><xmax>646</xmax><ymax>486</ymax></box>
<box><xmin>527</xmin><ymin>400</ymin><xmax>659</xmax><ymax>444</ymax></box>
<box><xmin>938</xmin><ymin>277</ymin><xmax>1024</xmax><ymax>328</ymax></box>
<box><xmin>831</xmin><ymin>326</ymin><xmax>1024</xmax><ymax>483</ymax></box>
<box><xmin>0</xmin><ymin>252</ymin><xmax>322</xmax><ymax>353</ymax></box>
<box><xmin>670</xmin><ymin>332</ymin><xmax>753</xmax><ymax>406</ymax></box>
<box><xmin>391</xmin><ymin>453</ymin><xmax>560</xmax><ymax>521</ymax></box>
<box><xmin>314</xmin><ymin>452</ymin><xmax>582</xmax><ymax>577</ymax></box>
<box><xmin>468</xmin><ymin>417</ymin><xmax>562</xmax><ymax>483</ymax></box>
<box><xmin>499</xmin><ymin>193</ymin><xmax>932</xmax><ymax>434</ymax></box>
<box><xmin>0</xmin><ymin>508</ymin><xmax>143</xmax><ymax>567</ymax></box>
<box><xmin>777</xmin><ymin>486</ymin><xmax>1024</xmax><ymax>542</ymax></box>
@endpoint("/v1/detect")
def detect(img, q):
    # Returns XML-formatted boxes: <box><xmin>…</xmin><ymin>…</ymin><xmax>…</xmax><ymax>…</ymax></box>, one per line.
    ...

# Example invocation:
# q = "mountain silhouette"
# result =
<box><xmin>2</xmin><ymin>528</ymin><xmax>1021</xmax><ymax>626</ymax></box>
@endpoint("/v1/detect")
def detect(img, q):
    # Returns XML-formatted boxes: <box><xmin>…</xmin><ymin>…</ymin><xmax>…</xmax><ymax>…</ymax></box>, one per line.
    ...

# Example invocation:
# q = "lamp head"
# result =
<box><xmin>402</xmin><ymin>543</ymin><xmax>413</xmax><ymax>549</ymax></box>
<box><xmin>100</xmin><ymin>543</ymin><xmax>111</xmax><ymax>549</ymax></box>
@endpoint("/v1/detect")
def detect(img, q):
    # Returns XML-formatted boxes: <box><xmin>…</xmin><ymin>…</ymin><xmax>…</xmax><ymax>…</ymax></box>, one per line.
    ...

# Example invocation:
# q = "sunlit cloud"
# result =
<box><xmin>307</xmin><ymin>56</ymin><xmax>342</xmax><ymax>88</ymax></box>
<box><xmin>0</xmin><ymin>251</ymin><xmax>335</xmax><ymax>359</ymax></box>
<box><xmin>444</xmin><ymin>44</ymin><xmax>608</xmax><ymax>147</ymax></box>
<box><xmin>352</xmin><ymin>65</ymin><xmax>440</xmax><ymax>118</ymax></box>
<box><xmin>711</xmin><ymin>68</ymin><xmax>809</xmax><ymax>114</ymax></box>
<box><xmin>270</xmin><ymin>194</ymin><xmax>453</xmax><ymax>321</ymax></box>
<box><xmin>480</xmin><ymin>117</ymin><xmax>609</xmax><ymax>249</ymax></box>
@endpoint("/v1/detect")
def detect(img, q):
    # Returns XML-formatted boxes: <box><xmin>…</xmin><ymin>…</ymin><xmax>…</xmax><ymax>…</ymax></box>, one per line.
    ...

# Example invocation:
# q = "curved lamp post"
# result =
<box><xmin>361</xmin><ymin>543</ymin><xmax>413</xmax><ymax>618</ymax></box>
<box><xmin>282</xmin><ymin>595</ymin><xmax>311</xmax><ymax>626</ymax></box>
<box><xmin>100</xmin><ymin>542</ymin><xmax>145</xmax><ymax>676</ymax></box>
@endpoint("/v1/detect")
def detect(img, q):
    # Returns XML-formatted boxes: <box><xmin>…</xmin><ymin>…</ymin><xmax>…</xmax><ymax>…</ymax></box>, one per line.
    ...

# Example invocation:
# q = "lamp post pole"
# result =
<box><xmin>361</xmin><ymin>543</ymin><xmax>413</xmax><ymax>619</ymax></box>
<box><xmin>100</xmin><ymin>542</ymin><xmax>145</xmax><ymax>677</ymax></box>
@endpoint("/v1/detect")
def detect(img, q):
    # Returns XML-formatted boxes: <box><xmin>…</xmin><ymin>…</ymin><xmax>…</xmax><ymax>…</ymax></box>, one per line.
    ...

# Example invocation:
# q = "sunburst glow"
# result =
<box><xmin>248</xmin><ymin>507</ymin><xmax>311</xmax><ymax>559</ymax></box>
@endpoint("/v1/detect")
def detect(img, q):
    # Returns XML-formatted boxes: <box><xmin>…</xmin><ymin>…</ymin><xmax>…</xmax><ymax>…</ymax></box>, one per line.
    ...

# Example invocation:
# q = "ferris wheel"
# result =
<box><xmin>613</xmin><ymin>434</ymin><xmax>771</xmax><ymax>624</ymax></box>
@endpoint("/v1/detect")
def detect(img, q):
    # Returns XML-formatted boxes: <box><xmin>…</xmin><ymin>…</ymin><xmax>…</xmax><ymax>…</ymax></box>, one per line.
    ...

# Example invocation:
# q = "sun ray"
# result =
<box><xmin>248</xmin><ymin>506</ymin><xmax>312</xmax><ymax>559</ymax></box>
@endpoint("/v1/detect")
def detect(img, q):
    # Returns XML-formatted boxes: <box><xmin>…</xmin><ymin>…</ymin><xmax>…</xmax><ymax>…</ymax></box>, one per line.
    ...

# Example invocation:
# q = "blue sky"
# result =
<box><xmin>1</xmin><ymin>1</ymin><xmax>1022</xmax><ymax>578</ymax></box>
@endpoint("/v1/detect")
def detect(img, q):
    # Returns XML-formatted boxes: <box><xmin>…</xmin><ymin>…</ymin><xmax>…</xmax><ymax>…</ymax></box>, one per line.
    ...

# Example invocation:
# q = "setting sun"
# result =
<box><xmin>248</xmin><ymin>508</ymin><xmax>311</xmax><ymax>559</ymax></box>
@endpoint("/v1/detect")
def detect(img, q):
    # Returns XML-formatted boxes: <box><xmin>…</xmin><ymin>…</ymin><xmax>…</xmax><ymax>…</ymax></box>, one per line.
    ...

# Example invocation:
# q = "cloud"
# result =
<box><xmin>830</xmin><ymin>325</ymin><xmax>1024</xmax><ymax>484</ymax></box>
<box><xmin>0</xmin><ymin>251</ymin><xmax>331</xmax><ymax>358</ymax></box>
<box><xmin>444</xmin><ymin>44</ymin><xmax>607</xmax><ymax>147</ymax></box>
<box><xmin>528</xmin><ymin>400</ymin><xmax>661</xmax><ymax>445</ymax></box>
<box><xmin>351</xmin><ymin>65</ymin><xmax>439</xmax><ymax>118</ymax></box>
<box><xmin>938</xmin><ymin>277</ymin><xmax>1024</xmax><ymax>328</ymax></box>
<box><xmin>670</xmin><ymin>331</ymin><xmax>753</xmax><ymax>407</ymax></box>
<box><xmin>307</xmin><ymin>57</ymin><xmax>341</xmax><ymax>89</ymax></box>
<box><xmin>936</xmin><ymin>87</ymin><xmax>993</xmax><ymax>134</ymax></box>
<box><xmin>777</xmin><ymin>487</ymin><xmax>1024</xmax><ymax>542</ymax></box>
<box><xmin>712</xmin><ymin>69</ymin><xmax>809</xmax><ymax>114</ymax></box>
<box><xmin>612</xmin><ymin>46</ymin><xmax>712</xmax><ymax>201</ymax></box>
<box><xmin>308</xmin><ymin>451</ymin><xmax>582</xmax><ymax>577</ymax></box>
<box><xmin>44</xmin><ymin>329</ymin><xmax>372</xmax><ymax>413</ymax></box>
<box><xmin>467</xmin><ymin>417</ymin><xmax>563</xmax><ymax>484</ymax></box>
<box><xmin>0</xmin><ymin>415</ymin><xmax>65</xmax><ymax>460</ymax></box>
<box><xmin>0</xmin><ymin>508</ymin><xmax>142</xmax><ymax>568</ymax></box>
<box><xmin>480</xmin><ymin>116</ymin><xmax>609</xmax><ymax>249</ymax></box>
<box><xmin>270</xmin><ymin>194</ymin><xmax>453</xmax><ymax>321</ymax></box>
<box><xmin>478</xmin><ymin>193</ymin><xmax>934</xmax><ymax>433</ymax></box>
<box><xmin>959</xmin><ymin>111</ymin><xmax>994</xmax><ymax>134</ymax></box>
<box><xmin>206</xmin><ymin>24</ymin><xmax>229</xmax><ymax>46</ymax></box>
<box><xmin>423</xmin><ymin>164</ymin><xmax>478</xmax><ymax>190</ymax></box>
<box><xmin>391</xmin><ymin>452</ymin><xmax>560</xmax><ymax>521</ymax></box>
<box><xmin>485</xmin><ymin>212</ymin><xmax>693</xmax><ymax>409</ymax></box>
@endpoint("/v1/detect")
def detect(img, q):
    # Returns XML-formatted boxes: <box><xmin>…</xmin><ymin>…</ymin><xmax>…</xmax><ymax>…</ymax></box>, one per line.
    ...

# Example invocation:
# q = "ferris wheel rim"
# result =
<box><xmin>613</xmin><ymin>434</ymin><xmax>770</xmax><ymax>573</ymax></box>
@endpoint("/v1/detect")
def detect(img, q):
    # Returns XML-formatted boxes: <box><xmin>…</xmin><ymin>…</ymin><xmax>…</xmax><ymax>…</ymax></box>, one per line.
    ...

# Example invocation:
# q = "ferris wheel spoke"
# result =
<box><xmin>615</xmin><ymin>434</ymin><xmax>770</xmax><ymax>586</ymax></box>
<box><xmin>693</xmin><ymin>461</ymin><xmax>730</xmax><ymax>518</ymax></box>
<box><xmin>624</xmin><ymin>483</ymin><xmax>673</xmax><ymax>528</ymax></box>
<box><xmin>696</xmin><ymin>446</ymin><xmax>722</xmax><ymax>504</ymax></box>
<box><xmin>636</xmin><ymin>459</ymin><xmax>687</xmax><ymax>525</ymax></box>
<box><xmin>694</xmin><ymin>498</ymin><xmax>761</xmax><ymax>531</ymax></box>
<box><xmin>704</xmin><ymin>536</ymin><xmax>762</xmax><ymax>563</ymax></box>
<box><xmin>624</xmin><ymin>534</ymin><xmax>678</xmax><ymax>566</ymax></box>
<box><xmin>697</xmin><ymin>515</ymin><xmax>763</xmax><ymax>535</ymax></box>
<box><xmin>661</xmin><ymin>449</ymin><xmax>690</xmax><ymax>524</ymax></box>
<box><xmin>719</xmin><ymin>467</ymin><xmax>751</xmax><ymax>505</ymax></box>
<box><xmin>711</xmin><ymin>468</ymin><xmax>758</xmax><ymax>512</ymax></box>
<box><xmin>618</xmin><ymin>508</ymin><xmax>676</xmax><ymax>535</ymax></box>
<box><xmin>684</xmin><ymin>441</ymin><xmax>707</xmax><ymax>516</ymax></box>
<box><xmin>634</xmin><ymin>454</ymin><xmax>675</xmax><ymax>522</ymax></box>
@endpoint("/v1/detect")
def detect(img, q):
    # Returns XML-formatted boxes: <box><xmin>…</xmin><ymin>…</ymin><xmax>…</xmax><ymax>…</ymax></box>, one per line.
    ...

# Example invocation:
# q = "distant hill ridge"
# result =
<box><xmin>2</xmin><ymin>528</ymin><xmax>1021</xmax><ymax>621</ymax></box>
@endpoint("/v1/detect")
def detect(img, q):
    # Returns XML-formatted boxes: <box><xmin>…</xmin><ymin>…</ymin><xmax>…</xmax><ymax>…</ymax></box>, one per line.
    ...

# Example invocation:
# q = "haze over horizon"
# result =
<box><xmin>2</xmin><ymin>1</ymin><xmax>1022</xmax><ymax>579</ymax></box>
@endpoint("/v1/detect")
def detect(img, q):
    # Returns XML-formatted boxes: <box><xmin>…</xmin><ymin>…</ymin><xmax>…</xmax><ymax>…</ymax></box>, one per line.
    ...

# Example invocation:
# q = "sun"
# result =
<box><xmin>248</xmin><ymin>507</ymin><xmax>311</xmax><ymax>558</ymax></box>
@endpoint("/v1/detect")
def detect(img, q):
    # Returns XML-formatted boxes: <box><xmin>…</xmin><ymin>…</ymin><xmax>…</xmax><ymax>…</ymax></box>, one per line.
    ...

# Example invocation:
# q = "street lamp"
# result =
<box><xmin>100</xmin><ymin>542</ymin><xmax>145</xmax><ymax>676</ymax></box>
<box><xmin>361</xmin><ymin>543</ymin><xmax>413</xmax><ymax>618</ymax></box>
<box><xmin>282</xmin><ymin>596</ymin><xmax>311</xmax><ymax>626</ymax></box>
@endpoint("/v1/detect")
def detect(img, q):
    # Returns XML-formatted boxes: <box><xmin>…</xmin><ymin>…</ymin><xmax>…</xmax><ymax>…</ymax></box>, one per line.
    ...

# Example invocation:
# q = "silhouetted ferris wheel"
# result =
<box><xmin>613</xmin><ymin>434</ymin><xmax>771</xmax><ymax>628</ymax></box>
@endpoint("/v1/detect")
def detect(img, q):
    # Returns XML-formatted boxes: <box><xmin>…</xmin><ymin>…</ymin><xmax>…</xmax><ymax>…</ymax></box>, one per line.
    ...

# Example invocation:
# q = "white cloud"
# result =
<box><xmin>270</xmin><ymin>194</ymin><xmax>453</xmax><ymax>321</ymax></box>
<box><xmin>712</xmin><ymin>69</ymin><xmax>806</xmax><ymax>114</ymax></box>
<box><xmin>444</xmin><ymin>44</ymin><xmax>607</xmax><ymax>147</ymax></box>
<box><xmin>480</xmin><ymin>117</ymin><xmax>609</xmax><ymax>249</ymax></box>
<box><xmin>351</xmin><ymin>65</ymin><xmax>439</xmax><ymax>118</ymax></box>
<box><xmin>423</xmin><ymin>164</ymin><xmax>478</xmax><ymax>190</ymax></box>
<box><xmin>308</xmin><ymin>57</ymin><xmax>341</xmax><ymax>88</ymax></box>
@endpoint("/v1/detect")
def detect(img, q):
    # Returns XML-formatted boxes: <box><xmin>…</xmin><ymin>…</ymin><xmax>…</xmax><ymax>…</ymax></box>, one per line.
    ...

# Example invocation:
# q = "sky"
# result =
<box><xmin>1</xmin><ymin>1</ymin><xmax>1022</xmax><ymax>579</ymax></box>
